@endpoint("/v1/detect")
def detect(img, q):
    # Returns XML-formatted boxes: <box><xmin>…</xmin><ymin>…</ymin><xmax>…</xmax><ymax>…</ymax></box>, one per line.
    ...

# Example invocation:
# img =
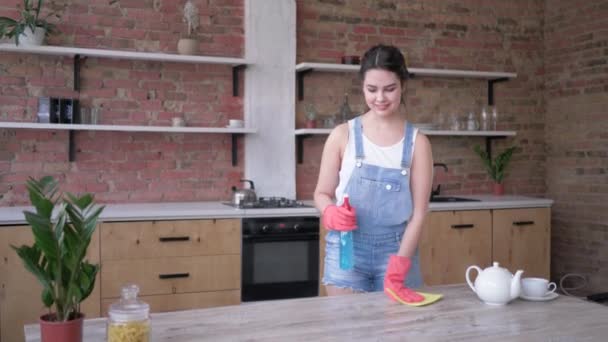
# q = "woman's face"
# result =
<box><xmin>362</xmin><ymin>69</ymin><xmax>403</xmax><ymax>117</ymax></box>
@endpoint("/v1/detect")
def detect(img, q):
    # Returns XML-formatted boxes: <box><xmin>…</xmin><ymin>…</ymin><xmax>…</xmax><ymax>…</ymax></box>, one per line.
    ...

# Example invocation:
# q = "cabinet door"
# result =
<box><xmin>419</xmin><ymin>211</ymin><xmax>492</xmax><ymax>285</ymax></box>
<box><xmin>492</xmin><ymin>208</ymin><xmax>551</xmax><ymax>279</ymax></box>
<box><xmin>0</xmin><ymin>226</ymin><xmax>100</xmax><ymax>342</ymax></box>
<box><xmin>100</xmin><ymin>219</ymin><xmax>240</xmax><ymax>261</ymax></box>
<box><xmin>319</xmin><ymin>220</ymin><xmax>327</xmax><ymax>296</ymax></box>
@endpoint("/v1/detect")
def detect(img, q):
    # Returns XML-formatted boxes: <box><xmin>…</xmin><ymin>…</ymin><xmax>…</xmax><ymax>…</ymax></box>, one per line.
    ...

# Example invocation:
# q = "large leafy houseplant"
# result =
<box><xmin>0</xmin><ymin>0</ymin><xmax>61</xmax><ymax>45</ymax></box>
<box><xmin>12</xmin><ymin>176</ymin><xmax>104</xmax><ymax>322</ymax></box>
<box><xmin>474</xmin><ymin>145</ymin><xmax>517</xmax><ymax>184</ymax></box>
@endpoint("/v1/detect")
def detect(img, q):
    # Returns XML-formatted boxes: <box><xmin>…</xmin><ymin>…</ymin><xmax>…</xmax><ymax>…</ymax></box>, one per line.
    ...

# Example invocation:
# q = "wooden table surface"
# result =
<box><xmin>25</xmin><ymin>284</ymin><xmax>607</xmax><ymax>341</ymax></box>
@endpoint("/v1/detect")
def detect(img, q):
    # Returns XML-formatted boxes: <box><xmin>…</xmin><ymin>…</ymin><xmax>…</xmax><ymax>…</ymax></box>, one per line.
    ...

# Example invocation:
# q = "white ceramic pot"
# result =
<box><xmin>466</xmin><ymin>261</ymin><xmax>524</xmax><ymax>305</ymax></box>
<box><xmin>177</xmin><ymin>38</ymin><xmax>198</xmax><ymax>55</ymax></box>
<box><xmin>18</xmin><ymin>26</ymin><xmax>46</xmax><ymax>46</ymax></box>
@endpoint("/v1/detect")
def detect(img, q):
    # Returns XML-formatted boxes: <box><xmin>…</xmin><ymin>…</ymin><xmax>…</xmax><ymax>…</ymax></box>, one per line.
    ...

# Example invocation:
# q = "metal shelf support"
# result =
<box><xmin>232</xmin><ymin>64</ymin><xmax>247</xmax><ymax>96</ymax></box>
<box><xmin>296</xmin><ymin>134</ymin><xmax>312</xmax><ymax>164</ymax></box>
<box><xmin>485</xmin><ymin>136</ymin><xmax>507</xmax><ymax>160</ymax></box>
<box><xmin>297</xmin><ymin>69</ymin><xmax>313</xmax><ymax>101</ymax></box>
<box><xmin>231</xmin><ymin>133</ymin><xmax>244</xmax><ymax>166</ymax></box>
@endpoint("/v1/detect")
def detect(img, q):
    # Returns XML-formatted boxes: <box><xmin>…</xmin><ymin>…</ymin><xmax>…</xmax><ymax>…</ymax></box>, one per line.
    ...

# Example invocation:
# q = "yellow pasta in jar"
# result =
<box><xmin>107</xmin><ymin>321</ymin><xmax>150</xmax><ymax>342</ymax></box>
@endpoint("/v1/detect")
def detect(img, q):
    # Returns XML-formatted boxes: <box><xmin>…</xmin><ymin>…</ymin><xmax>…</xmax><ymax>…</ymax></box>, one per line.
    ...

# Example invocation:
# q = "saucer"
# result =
<box><xmin>225</xmin><ymin>125</ymin><xmax>244</xmax><ymax>128</ymax></box>
<box><xmin>520</xmin><ymin>292</ymin><xmax>559</xmax><ymax>302</ymax></box>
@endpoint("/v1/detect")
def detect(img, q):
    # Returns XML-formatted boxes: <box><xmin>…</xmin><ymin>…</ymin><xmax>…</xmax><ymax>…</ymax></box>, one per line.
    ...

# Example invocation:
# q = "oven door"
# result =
<box><xmin>242</xmin><ymin>230</ymin><xmax>319</xmax><ymax>302</ymax></box>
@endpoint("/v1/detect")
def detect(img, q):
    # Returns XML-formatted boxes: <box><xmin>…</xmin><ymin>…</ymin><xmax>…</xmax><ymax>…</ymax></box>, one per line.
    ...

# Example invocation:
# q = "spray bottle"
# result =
<box><xmin>339</xmin><ymin>195</ymin><xmax>354</xmax><ymax>270</ymax></box>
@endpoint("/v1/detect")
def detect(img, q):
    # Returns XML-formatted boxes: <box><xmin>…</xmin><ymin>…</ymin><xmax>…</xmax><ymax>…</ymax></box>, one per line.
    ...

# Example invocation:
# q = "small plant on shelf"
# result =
<box><xmin>177</xmin><ymin>0</ymin><xmax>200</xmax><ymax>55</ymax></box>
<box><xmin>0</xmin><ymin>0</ymin><xmax>63</xmax><ymax>46</ymax></box>
<box><xmin>474</xmin><ymin>145</ymin><xmax>517</xmax><ymax>195</ymax></box>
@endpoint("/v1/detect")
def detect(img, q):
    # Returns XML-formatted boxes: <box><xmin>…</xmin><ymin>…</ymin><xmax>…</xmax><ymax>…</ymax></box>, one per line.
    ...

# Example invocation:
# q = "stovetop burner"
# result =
<box><xmin>224</xmin><ymin>197</ymin><xmax>311</xmax><ymax>209</ymax></box>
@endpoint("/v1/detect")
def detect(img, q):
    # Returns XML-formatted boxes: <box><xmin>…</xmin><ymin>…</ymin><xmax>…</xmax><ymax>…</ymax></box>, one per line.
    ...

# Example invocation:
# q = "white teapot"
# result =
<box><xmin>466</xmin><ymin>262</ymin><xmax>524</xmax><ymax>305</ymax></box>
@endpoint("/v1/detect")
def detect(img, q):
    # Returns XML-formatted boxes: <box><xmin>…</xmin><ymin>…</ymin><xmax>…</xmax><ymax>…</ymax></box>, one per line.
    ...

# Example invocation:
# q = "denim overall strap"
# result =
<box><xmin>400</xmin><ymin>123</ymin><xmax>415</xmax><ymax>171</ymax></box>
<box><xmin>353</xmin><ymin>116</ymin><xmax>364</xmax><ymax>165</ymax></box>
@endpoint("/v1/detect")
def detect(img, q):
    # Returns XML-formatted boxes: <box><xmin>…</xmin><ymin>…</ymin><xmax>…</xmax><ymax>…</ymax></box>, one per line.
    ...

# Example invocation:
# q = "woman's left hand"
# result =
<box><xmin>384</xmin><ymin>255</ymin><xmax>424</xmax><ymax>303</ymax></box>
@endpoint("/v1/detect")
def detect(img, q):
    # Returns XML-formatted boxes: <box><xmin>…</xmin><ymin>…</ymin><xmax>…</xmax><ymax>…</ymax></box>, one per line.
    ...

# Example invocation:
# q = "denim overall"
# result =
<box><xmin>322</xmin><ymin>117</ymin><xmax>423</xmax><ymax>292</ymax></box>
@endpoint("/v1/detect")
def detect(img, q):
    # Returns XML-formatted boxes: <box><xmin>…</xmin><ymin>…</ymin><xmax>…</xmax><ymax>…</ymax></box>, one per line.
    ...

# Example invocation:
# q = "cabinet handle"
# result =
<box><xmin>513</xmin><ymin>221</ymin><xmax>535</xmax><ymax>226</ymax></box>
<box><xmin>159</xmin><ymin>236</ymin><xmax>190</xmax><ymax>242</ymax></box>
<box><xmin>451</xmin><ymin>224</ymin><xmax>474</xmax><ymax>229</ymax></box>
<box><xmin>159</xmin><ymin>273</ymin><xmax>190</xmax><ymax>279</ymax></box>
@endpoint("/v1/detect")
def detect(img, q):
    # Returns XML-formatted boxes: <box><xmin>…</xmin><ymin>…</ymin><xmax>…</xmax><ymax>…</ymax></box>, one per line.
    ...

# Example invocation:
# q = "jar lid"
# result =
<box><xmin>108</xmin><ymin>284</ymin><xmax>150</xmax><ymax>322</ymax></box>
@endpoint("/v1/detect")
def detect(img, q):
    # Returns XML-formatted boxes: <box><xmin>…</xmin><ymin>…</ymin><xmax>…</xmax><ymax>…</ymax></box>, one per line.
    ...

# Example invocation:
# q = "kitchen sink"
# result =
<box><xmin>430</xmin><ymin>196</ymin><xmax>481</xmax><ymax>203</ymax></box>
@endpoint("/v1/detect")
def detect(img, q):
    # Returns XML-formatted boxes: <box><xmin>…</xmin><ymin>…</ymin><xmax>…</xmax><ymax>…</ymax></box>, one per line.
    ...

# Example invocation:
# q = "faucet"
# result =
<box><xmin>431</xmin><ymin>163</ymin><xmax>448</xmax><ymax>198</ymax></box>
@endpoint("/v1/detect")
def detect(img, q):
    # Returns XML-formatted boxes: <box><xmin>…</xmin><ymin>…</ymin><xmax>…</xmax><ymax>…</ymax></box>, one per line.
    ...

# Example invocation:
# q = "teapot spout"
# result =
<box><xmin>510</xmin><ymin>269</ymin><xmax>524</xmax><ymax>299</ymax></box>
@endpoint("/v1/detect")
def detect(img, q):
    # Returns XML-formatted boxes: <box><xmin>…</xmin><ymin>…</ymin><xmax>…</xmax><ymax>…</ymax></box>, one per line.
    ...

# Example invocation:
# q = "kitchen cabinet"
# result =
<box><xmin>99</xmin><ymin>219</ymin><xmax>241</xmax><ymax>313</ymax></box>
<box><xmin>419</xmin><ymin>207</ymin><xmax>551</xmax><ymax>285</ymax></box>
<box><xmin>319</xmin><ymin>221</ymin><xmax>328</xmax><ymax>297</ymax></box>
<box><xmin>419</xmin><ymin>210</ymin><xmax>493</xmax><ymax>285</ymax></box>
<box><xmin>0</xmin><ymin>226</ymin><xmax>100</xmax><ymax>342</ymax></box>
<box><xmin>492</xmin><ymin>208</ymin><xmax>551</xmax><ymax>279</ymax></box>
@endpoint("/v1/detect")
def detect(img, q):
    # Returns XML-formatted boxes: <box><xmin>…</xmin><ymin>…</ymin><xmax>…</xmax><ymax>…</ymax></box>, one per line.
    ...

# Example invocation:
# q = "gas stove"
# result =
<box><xmin>224</xmin><ymin>197</ymin><xmax>312</xmax><ymax>209</ymax></box>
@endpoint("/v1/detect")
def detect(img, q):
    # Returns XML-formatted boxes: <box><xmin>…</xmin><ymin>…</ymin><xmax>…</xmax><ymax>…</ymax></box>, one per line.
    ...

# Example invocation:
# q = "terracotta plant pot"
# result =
<box><xmin>305</xmin><ymin>120</ymin><xmax>316</xmax><ymax>128</ymax></box>
<box><xmin>177</xmin><ymin>38</ymin><xmax>199</xmax><ymax>55</ymax></box>
<box><xmin>40</xmin><ymin>313</ymin><xmax>84</xmax><ymax>342</ymax></box>
<box><xmin>493</xmin><ymin>182</ymin><xmax>505</xmax><ymax>196</ymax></box>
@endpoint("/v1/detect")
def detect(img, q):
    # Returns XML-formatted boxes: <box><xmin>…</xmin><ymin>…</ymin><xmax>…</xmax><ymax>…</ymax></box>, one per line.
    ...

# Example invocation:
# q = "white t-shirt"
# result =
<box><xmin>334</xmin><ymin>119</ymin><xmax>418</xmax><ymax>203</ymax></box>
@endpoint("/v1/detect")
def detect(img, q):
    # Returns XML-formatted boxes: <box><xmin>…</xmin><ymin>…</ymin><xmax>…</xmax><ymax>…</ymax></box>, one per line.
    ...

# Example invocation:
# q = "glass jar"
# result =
<box><xmin>107</xmin><ymin>284</ymin><xmax>150</xmax><ymax>342</ymax></box>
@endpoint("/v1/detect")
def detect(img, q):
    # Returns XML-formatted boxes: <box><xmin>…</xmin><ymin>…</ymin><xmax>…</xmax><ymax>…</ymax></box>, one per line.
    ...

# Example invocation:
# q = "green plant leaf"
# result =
<box><xmin>11</xmin><ymin>245</ymin><xmax>53</xmax><ymax>292</ymax></box>
<box><xmin>42</xmin><ymin>286</ymin><xmax>54</xmax><ymax>307</ymax></box>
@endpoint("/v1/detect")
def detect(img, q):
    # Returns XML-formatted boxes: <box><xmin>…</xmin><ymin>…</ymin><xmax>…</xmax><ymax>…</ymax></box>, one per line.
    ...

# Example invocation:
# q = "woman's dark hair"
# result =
<box><xmin>359</xmin><ymin>44</ymin><xmax>409</xmax><ymax>82</ymax></box>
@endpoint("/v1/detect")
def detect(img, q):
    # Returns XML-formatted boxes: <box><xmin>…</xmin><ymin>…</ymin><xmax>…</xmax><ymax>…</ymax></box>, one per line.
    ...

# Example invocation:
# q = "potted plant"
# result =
<box><xmin>474</xmin><ymin>145</ymin><xmax>517</xmax><ymax>195</ymax></box>
<box><xmin>11</xmin><ymin>176</ymin><xmax>104</xmax><ymax>342</ymax></box>
<box><xmin>177</xmin><ymin>0</ymin><xmax>200</xmax><ymax>55</ymax></box>
<box><xmin>0</xmin><ymin>0</ymin><xmax>62</xmax><ymax>46</ymax></box>
<box><xmin>304</xmin><ymin>103</ymin><xmax>317</xmax><ymax>128</ymax></box>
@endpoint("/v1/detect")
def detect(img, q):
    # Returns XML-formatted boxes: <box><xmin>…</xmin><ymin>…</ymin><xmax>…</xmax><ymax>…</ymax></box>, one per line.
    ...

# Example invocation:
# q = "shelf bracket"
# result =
<box><xmin>487</xmin><ymin>77</ymin><xmax>509</xmax><ymax>106</ymax></box>
<box><xmin>231</xmin><ymin>133</ymin><xmax>244</xmax><ymax>166</ymax></box>
<box><xmin>73</xmin><ymin>54</ymin><xmax>87</xmax><ymax>92</ymax></box>
<box><xmin>296</xmin><ymin>134</ymin><xmax>312</xmax><ymax>163</ymax></box>
<box><xmin>485</xmin><ymin>136</ymin><xmax>506</xmax><ymax>160</ymax></box>
<box><xmin>68</xmin><ymin>130</ymin><xmax>76</xmax><ymax>162</ymax></box>
<box><xmin>232</xmin><ymin>64</ymin><xmax>247</xmax><ymax>96</ymax></box>
<box><xmin>296</xmin><ymin>69</ymin><xmax>313</xmax><ymax>101</ymax></box>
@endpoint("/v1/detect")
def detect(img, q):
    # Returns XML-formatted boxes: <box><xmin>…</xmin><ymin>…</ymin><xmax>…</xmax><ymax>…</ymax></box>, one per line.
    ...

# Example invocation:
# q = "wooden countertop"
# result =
<box><xmin>24</xmin><ymin>284</ymin><xmax>607</xmax><ymax>341</ymax></box>
<box><xmin>0</xmin><ymin>196</ymin><xmax>552</xmax><ymax>225</ymax></box>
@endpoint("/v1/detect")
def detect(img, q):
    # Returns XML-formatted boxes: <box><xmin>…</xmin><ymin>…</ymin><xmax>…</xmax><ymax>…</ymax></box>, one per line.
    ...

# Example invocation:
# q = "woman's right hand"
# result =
<box><xmin>322</xmin><ymin>203</ymin><xmax>357</xmax><ymax>231</ymax></box>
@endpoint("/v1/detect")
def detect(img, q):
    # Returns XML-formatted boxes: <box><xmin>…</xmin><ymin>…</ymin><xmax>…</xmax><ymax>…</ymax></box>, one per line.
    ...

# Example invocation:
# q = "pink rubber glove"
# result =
<box><xmin>322</xmin><ymin>200</ymin><xmax>357</xmax><ymax>232</ymax></box>
<box><xmin>384</xmin><ymin>255</ymin><xmax>424</xmax><ymax>303</ymax></box>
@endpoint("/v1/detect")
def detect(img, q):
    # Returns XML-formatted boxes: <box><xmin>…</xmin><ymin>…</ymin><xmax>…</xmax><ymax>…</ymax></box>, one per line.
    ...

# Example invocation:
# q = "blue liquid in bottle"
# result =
<box><xmin>339</xmin><ymin>231</ymin><xmax>354</xmax><ymax>270</ymax></box>
<box><xmin>339</xmin><ymin>195</ymin><xmax>354</xmax><ymax>270</ymax></box>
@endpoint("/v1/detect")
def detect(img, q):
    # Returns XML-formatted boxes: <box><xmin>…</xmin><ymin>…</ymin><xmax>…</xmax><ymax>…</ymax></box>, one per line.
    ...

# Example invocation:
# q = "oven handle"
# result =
<box><xmin>243</xmin><ymin>233</ymin><xmax>319</xmax><ymax>242</ymax></box>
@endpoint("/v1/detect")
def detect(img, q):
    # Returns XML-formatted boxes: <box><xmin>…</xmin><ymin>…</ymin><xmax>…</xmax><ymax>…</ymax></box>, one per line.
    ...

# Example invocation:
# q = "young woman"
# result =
<box><xmin>314</xmin><ymin>44</ymin><xmax>433</xmax><ymax>303</ymax></box>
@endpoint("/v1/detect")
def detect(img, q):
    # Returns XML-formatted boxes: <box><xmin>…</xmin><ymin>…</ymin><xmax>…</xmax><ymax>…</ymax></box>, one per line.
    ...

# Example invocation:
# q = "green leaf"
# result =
<box><xmin>42</xmin><ymin>286</ymin><xmax>54</xmax><ymax>307</ymax></box>
<box><xmin>473</xmin><ymin>145</ymin><xmax>517</xmax><ymax>183</ymax></box>
<box><xmin>11</xmin><ymin>245</ymin><xmax>53</xmax><ymax>291</ymax></box>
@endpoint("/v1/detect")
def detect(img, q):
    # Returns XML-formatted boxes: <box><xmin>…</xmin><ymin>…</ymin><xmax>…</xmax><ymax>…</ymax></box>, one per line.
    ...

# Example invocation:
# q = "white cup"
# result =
<box><xmin>228</xmin><ymin>119</ymin><xmax>244</xmax><ymax>128</ymax></box>
<box><xmin>521</xmin><ymin>277</ymin><xmax>557</xmax><ymax>298</ymax></box>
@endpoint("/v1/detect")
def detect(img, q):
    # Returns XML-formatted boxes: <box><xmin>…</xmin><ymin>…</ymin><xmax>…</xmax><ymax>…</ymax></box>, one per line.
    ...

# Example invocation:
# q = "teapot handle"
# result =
<box><xmin>465</xmin><ymin>265</ymin><xmax>482</xmax><ymax>293</ymax></box>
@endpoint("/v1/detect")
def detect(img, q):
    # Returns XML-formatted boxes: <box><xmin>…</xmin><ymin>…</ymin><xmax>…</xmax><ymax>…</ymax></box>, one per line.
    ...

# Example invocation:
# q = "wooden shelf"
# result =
<box><xmin>295</xmin><ymin>128</ymin><xmax>517</xmax><ymax>164</ymax></box>
<box><xmin>294</xmin><ymin>128</ymin><xmax>333</xmax><ymax>135</ymax></box>
<box><xmin>295</xmin><ymin>62</ymin><xmax>517</xmax><ymax>103</ymax></box>
<box><xmin>0</xmin><ymin>122</ymin><xmax>256</xmax><ymax>165</ymax></box>
<box><xmin>0</xmin><ymin>44</ymin><xmax>248</xmax><ymax>65</ymax></box>
<box><xmin>0</xmin><ymin>121</ymin><xmax>256</xmax><ymax>134</ymax></box>
<box><xmin>0</xmin><ymin>44</ymin><xmax>249</xmax><ymax>95</ymax></box>
<box><xmin>295</xmin><ymin>63</ymin><xmax>517</xmax><ymax>79</ymax></box>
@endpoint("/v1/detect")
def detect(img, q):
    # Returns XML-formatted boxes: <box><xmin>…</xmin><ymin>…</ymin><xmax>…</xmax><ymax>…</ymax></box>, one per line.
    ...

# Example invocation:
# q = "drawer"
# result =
<box><xmin>101</xmin><ymin>290</ymin><xmax>240</xmax><ymax>316</ymax></box>
<box><xmin>101</xmin><ymin>255</ymin><xmax>240</xmax><ymax>298</ymax></box>
<box><xmin>100</xmin><ymin>219</ymin><xmax>240</xmax><ymax>260</ymax></box>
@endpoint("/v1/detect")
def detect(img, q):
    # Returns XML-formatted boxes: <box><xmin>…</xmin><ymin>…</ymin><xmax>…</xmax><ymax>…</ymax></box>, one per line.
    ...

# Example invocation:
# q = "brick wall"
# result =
<box><xmin>544</xmin><ymin>0</ymin><xmax>608</xmax><ymax>294</ymax></box>
<box><xmin>295</xmin><ymin>0</ymin><xmax>547</xmax><ymax>200</ymax></box>
<box><xmin>0</xmin><ymin>0</ymin><xmax>245</xmax><ymax>205</ymax></box>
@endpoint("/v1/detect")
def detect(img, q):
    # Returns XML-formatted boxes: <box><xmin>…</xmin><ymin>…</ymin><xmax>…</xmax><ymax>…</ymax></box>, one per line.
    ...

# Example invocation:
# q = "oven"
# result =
<box><xmin>241</xmin><ymin>216</ymin><xmax>319</xmax><ymax>302</ymax></box>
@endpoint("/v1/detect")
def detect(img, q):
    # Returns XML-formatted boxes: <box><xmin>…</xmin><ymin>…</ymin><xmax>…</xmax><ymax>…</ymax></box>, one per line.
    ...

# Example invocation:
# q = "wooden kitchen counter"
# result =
<box><xmin>24</xmin><ymin>284</ymin><xmax>607</xmax><ymax>341</ymax></box>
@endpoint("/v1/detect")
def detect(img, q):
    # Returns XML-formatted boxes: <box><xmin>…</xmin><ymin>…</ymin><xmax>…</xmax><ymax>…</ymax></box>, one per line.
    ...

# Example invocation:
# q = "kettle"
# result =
<box><xmin>465</xmin><ymin>261</ymin><xmax>524</xmax><ymax>305</ymax></box>
<box><xmin>231</xmin><ymin>179</ymin><xmax>257</xmax><ymax>206</ymax></box>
